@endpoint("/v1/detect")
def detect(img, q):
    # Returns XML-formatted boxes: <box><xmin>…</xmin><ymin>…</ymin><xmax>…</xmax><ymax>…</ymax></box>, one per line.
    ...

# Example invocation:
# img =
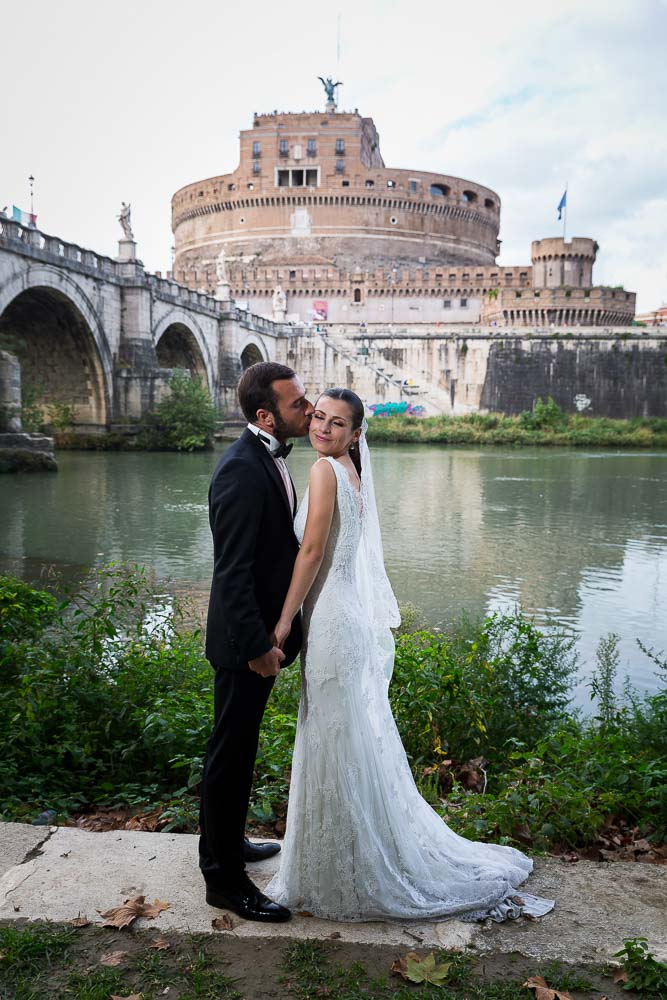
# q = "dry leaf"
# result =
<box><xmin>613</xmin><ymin>967</ymin><xmax>629</xmax><ymax>984</ymax></box>
<box><xmin>297</xmin><ymin>910</ymin><xmax>314</xmax><ymax>917</ymax></box>
<box><xmin>149</xmin><ymin>936</ymin><xmax>172</xmax><ymax>951</ymax></box>
<box><xmin>391</xmin><ymin>952</ymin><xmax>420</xmax><ymax>980</ymax></box>
<box><xmin>212</xmin><ymin>914</ymin><xmax>235</xmax><ymax>931</ymax></box>
<box><xmin>523</xmin><ymin>975</ymin><xmax>574</xmax><ymax>1000</ymax></box>
<box><xmin>70</xmin><ymin>915</ymin><xmax>91</xmax><ymax>928</ymax></box>
<box><xmin>100</xmin><ymin>895</ymin><xmax>147</xmax><ymax>929</ymax></box>
<box><xmin>100</xmin><ymin>950</ymin><xmax>128</xmax><ymax>967</ymax></box>
<box><xmin>99</xmin><ymin>895</ymin><xmax>170</xmax><ymax>929</ymax></box>
<box><xmin>142</xmin><ymin>898</ymin><xmax>171</xmax><ymax>920</ymax></box>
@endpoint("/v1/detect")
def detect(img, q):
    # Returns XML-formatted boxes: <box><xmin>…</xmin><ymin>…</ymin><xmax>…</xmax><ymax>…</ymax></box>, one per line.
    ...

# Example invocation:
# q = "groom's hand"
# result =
<box><xmin>248</xmin><ymin>646</ymin><xmax>285</xmax><ymax>677</ymax></box>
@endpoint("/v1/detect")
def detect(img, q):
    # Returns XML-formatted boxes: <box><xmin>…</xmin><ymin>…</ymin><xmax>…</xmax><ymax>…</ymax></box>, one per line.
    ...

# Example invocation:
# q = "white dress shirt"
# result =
<box><xmin>247</xmin><ymin>423</ymin><xmax>295</xmax><ymax>513</ymax></box>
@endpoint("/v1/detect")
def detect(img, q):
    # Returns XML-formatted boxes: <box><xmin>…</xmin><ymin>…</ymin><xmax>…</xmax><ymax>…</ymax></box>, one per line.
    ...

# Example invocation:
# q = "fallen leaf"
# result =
<box><xmin>110</xmin><ymin>994</ymin><xmax>143</xmax><ymax>1000</ymax></box>
<box><xmin>100</xmin><ymin>950</ymin><xmax>128</xmax><ymax>967</ymax></box>
<box><xmin>523</xmin><ymin>975</ymin><xmax>574</xmax><ymax>999</ymax></box>
<box><xmin>212</xmin><ymin>914</ymin><xmax>235</xmax><ymax>931</ymax></box>
<box><xmin>613</xmin><ymin>967</ymin><xmax>629</xmax><ymax>984</ymax></box>
<box><xmin>142</xmin><ymin>898</ymin><xmax>171</xmax><ymax>920</ymax></box>
<box><xmin>99</xmin><ymin>895</ymin><xmax>170</xmax><ymax>929</ymax></box>
<box><xmin>70</xmin><ymin>915</ymin><xmax>91</xmax><ymax>928</ymax></box>
<box><xmin>149</xmin><ymin>936</ymin><xmax>172</xmax><ymax>951</ymax></box>
<box><xmin>297</xmin><ymin>910</ymin><xmax>314</xmax><ymax>917</ymax></box>
<box><xmin>392</xmin><ymin>951</ymin><xmax>451</xmax><ymax>986</ymax></box>
<box><xmin>328</xmin><ymin>931</ymin><xmax>341</xmax><ymax>939</ymax></box>
<box><xmin>99</xmin><ymin>895</ymin><xmax>147</xmax><ymax>929</ymax></box>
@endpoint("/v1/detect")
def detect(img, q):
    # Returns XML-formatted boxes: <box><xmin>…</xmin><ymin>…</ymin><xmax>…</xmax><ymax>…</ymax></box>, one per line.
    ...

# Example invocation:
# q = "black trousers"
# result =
<box><xmin>199</xmin><ymin>665</ymin><xmax>275</xmax><ymax>888</ymax></box>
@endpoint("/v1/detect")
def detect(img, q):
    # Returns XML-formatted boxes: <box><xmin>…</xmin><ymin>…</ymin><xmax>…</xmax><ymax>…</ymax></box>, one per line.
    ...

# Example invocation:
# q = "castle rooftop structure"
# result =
<box><xmin>172</xmin><ymin>105</ymin><xmax>635</xmax><ymax>328</ymax></box>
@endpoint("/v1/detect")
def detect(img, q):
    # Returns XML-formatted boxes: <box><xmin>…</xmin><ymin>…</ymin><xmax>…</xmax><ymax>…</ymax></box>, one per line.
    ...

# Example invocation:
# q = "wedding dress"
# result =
<box><xmin>266</xmin><ymin>445</ymin><xmax>554</xmax><ymax>923</ymax></box>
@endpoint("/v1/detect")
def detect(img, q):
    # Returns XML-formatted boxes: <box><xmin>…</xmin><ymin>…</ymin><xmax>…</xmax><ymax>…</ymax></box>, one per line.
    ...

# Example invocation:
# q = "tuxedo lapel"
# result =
<box><xmin>244</xmin><ymin>429</ymin><xmax>295</xmax><ymax>522</ymax></box>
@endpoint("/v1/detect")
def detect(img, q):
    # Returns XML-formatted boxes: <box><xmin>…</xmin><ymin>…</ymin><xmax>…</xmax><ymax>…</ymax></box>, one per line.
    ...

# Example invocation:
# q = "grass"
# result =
<box><xmin>365</xmin><ymin>407</ymin><xmax>667</xmax><ymax>448</ymax></box>
<box><xmin>0</xmin><ymin>924</ymin><xmax>630</xmax><ymax>999</ymax></box>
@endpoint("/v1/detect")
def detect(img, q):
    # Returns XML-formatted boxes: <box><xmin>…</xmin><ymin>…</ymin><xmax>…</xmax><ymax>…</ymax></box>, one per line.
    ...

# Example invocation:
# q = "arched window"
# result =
<box><xmin>430</xmin><ymin>183</ymin><xmax>450</xmax><ymax>197</ymax></box>
<box><xmin>462</xmin><ymin>190</ymin><xmax>478</xmax><ymax>203</ymax></box>
<box><xmin>354</xmin><ymin>288</ymin><xmax>361</xmax><ymax>303</ymax></box>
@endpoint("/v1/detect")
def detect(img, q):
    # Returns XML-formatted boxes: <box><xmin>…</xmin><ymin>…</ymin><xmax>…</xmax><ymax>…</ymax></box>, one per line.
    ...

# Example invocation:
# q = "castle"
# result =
<box><xmin>171</xmin><ymin>98</ymin><xmax>635</xmax><ymax>329</ymax></box>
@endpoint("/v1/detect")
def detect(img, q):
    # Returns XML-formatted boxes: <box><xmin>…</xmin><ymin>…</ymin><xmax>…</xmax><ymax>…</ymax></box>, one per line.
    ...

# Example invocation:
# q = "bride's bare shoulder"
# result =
<box><xmin>309</xmin><ymin>457</ymin><xmax>337</xmax><ymax>491</ymax></box>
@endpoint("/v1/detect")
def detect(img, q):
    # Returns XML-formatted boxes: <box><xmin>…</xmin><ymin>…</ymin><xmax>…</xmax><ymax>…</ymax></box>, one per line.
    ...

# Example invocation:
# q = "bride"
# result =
<box><xmin>266</xmin><ymin>388</ymin><xmax>554</xmax><ymax>923</ymax></box>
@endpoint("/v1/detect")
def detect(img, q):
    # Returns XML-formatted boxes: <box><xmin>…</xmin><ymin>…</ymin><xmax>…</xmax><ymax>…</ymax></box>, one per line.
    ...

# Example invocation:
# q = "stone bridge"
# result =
<box><xmin>0</xmin><ymin>219</ymin><xmax>292</xmax><ymax>430</ymax></box>
<box><xmin>1</xmin><ymin>219</ymin><xmax>664</xmax><ymax>429</ymax></box>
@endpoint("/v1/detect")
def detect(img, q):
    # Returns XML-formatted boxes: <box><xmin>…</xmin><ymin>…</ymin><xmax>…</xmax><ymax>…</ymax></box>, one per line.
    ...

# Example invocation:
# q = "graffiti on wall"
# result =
<box><xmin>368</xmin><ymin>401</ymin><xmax>426</xmax><ymax>417</ymax></box>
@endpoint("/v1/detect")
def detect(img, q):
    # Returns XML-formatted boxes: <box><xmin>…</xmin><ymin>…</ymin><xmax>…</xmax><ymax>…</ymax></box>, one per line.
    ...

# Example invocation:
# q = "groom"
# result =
<box><xmin>199</xmin><ymin>361</ymin><xmax>313</xmax><ymax>922</ymax></box>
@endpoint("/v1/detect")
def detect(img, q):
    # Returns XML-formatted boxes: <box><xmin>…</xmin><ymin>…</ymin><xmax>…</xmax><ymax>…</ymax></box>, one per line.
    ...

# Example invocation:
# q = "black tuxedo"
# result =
<box><xmin>199</xmin><ymin>428</ymin><xmax>303</xmax><ymax>888</ymax></box>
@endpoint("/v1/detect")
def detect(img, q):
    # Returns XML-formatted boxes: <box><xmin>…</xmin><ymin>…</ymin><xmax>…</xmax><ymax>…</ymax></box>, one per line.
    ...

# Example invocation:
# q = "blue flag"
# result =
<box><xmin>557</xmin><ymin>189</ymin><xmax>567</xmax><ymax>220</ymax></box>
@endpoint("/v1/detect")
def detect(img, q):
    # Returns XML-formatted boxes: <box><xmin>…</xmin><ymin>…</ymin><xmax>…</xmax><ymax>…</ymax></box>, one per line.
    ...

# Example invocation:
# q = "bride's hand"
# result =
<box><xmin>273</xmin><ymin>618</ymin><xmax>292</xmax><ymax>649</ymax></box>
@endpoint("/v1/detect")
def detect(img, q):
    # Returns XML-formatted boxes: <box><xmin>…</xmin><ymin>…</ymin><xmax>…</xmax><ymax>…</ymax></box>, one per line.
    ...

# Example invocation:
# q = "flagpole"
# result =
<box><xmin>563</xmin><ymin>182</ymin><xmax>568</xmax><ymax>242</ymax></box>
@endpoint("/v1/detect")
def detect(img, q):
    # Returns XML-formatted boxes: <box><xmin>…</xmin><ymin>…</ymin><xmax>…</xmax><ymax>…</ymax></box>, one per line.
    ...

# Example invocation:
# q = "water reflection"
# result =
<box><xmin>1</xmin><ymin>444</ymin><xmax>666</xmax><ymax>703</ymax></box>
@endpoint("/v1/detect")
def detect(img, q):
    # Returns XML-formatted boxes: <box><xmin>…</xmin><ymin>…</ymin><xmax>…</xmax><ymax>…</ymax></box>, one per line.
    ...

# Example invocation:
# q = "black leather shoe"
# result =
<box><xmin>242</xmin><ymin>837</ymin><xmax>281</xmax><ymax>862</ymax></box>
<box><xmin>205</xmin><ymin>876</ymin><xmax>291</xmax><ymax>923</ymax></box>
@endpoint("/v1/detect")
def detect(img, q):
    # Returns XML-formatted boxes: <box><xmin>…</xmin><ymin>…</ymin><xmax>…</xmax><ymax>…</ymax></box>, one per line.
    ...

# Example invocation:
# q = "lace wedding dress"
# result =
<box><xmin>266</xmin><ymin>454</ymin><xmax>554</xmax><ymax>922</ymax></box>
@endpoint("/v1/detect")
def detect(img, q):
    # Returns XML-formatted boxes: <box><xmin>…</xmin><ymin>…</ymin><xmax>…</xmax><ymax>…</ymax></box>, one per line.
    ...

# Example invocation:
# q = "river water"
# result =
<box><xmin>2</xmin><ymin>443</ymin><xmax>666</xmax><ymax>706</ymax></box>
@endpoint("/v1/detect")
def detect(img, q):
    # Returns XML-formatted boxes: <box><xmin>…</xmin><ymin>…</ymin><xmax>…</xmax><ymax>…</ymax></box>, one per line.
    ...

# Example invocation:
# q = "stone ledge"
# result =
<box><xmin>0</xmin><ymin>823</ymin><xmax>664</xmax><ymax>964</ymax></box>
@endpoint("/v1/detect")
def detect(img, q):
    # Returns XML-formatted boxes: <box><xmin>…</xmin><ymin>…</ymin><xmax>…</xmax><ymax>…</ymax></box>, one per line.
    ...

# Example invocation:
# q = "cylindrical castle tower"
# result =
<box><xmin>531</xmin><ymin>237</ymin><xmax>597</xmax><ymax>289</ymax></box>
<box><xmin>172</xmin><ymin>109</ymin><xmax>501</xmax><ymax>293</ymax></box>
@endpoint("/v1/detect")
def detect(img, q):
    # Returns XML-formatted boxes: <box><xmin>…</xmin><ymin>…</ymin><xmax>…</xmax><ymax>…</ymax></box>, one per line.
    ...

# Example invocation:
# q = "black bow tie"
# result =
<box><xmin>258</xmin><ymin>432</ymin><xmax>292</xmax><ymax>459</ymax></box>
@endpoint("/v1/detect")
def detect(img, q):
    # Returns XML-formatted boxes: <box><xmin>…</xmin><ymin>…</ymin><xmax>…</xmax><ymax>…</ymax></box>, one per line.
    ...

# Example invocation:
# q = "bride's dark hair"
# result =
<box><xmin>318</xmin><ymin>388</ymin><xmax>365</xmax><ymax>478</ymax></box>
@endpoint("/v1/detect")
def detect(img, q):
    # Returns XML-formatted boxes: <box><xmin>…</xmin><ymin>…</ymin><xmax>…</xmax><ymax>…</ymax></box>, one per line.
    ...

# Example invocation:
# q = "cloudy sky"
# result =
<box><xmin>2</xmin><ymin>0</ymin><xmax>665</xmax><ymax>311</ymax></box>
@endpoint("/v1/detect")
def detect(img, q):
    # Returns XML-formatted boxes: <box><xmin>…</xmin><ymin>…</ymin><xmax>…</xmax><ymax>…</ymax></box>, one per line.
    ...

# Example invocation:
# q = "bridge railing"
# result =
<box><xmin>0</xmin><ymin>216</ymin><xmax>121</xmax><ymax>276</ymax></box>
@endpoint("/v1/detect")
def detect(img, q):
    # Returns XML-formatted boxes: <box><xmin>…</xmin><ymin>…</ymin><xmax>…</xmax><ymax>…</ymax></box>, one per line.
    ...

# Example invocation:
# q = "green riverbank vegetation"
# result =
<box><xmin>24</xmin><ymin>372</ymin><xmax>218</xmax><ymax>452</ymax></box>
<box><xmin>366</xmin><ymin>398</ymin><xmax>667</xmax><ymax>448</ymax></box>
<box><xmin>1</xmin><ymin>566</ymin><xmax>666</xmax><ymax>859</ymax></box>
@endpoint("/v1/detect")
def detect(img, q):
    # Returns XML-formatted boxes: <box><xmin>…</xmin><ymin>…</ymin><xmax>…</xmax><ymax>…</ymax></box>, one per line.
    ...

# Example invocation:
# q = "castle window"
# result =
<box><xmin>342</xmin><ymin>180</ymin><xmax>350</xmax><ymax>186</ymax></box>
<box><xmin>335</xmin><ymin>138</ymin><xmax>345</xmax><ymax>154</ymax></box>
<box><xmin>520</xmin><ymin>271</ymin><xmax>527</xmax><ymax>279</ymax></box>
<box><xmin>354</xmin><ymin>288</ymin><xmax>362</xmax><ymax>303</ymax></box>
<box><xmin>535</xmin><ymin>291</ymin><xmax>541</xmax><ymax>297</ymax></box>
<box><xmin>228</xmin><ymin>183</ymin><xmax>236</xmax><ymax>191</ymax></box>
<box><xmin>335</xmin><ymin>159</ymin><xmax>345</xmax><ymax>173</ymax></box>
<box><xmin>365</xmin><ymin>179</ymin><xmax>375</xmax><ymax>188</ymax></box>
<box><xmin>409</xmin><ymin>180</ymin><xmax>418</xmax><ymax>192</ymax></box>
<box><xmin>462</xmin><ymin>190</ymin><xmax>477</xmax><ymax>203</ymax></box>
<box><xmin>390</xmin><ymin>216</ymin><xmax>398</xmax><ymax>225</ymax></box>
<box><xmin>460</xmin><ymin>298</ymin><xmax>468</xmax><ymax>307</ymax></box>
<box><xmin>252</xmin><ymin>160</ymin><xmax>261</xmax><ymax>175</ymax></box>
<box><xmin>387</xmin><ymin>179</ymin><xmax>396</xmax><ymax>188</ymax></box>
<box><xmin>252</xmin><ymin>141</ymin><xmax>261</xmax><ymax>157</ymax></box>
<box><xmin>443</xmin><ymin>300</ymin><xmax>452</xmax><ymax>309</ymax></box>
<box><xmin>306</xmin><ymin>168</ymin><xmax>318</xmax><ymax>186</ymax></box>
<box><xmin>462</xmin><ymin>273</ymin><xmax>469</xmax><ymax>280</ymax></box>
<box><xmin>430</xmin><ymin>183</ymin><xmax>450</xmax><ymax>197</ymax></box>
<box><xmin>515</xmin><ymin>291</ymin><xmax>522</xmax><ymax>298</ymax></box>
<box><xmin>279</xmin><ymin>139</ymin><xmax>289</xmax><ymax>157</ymax></box>
<box><xmin>289</xmin><ymin>270</ymin><xmax>296</xmax><ymax>280</ymax></box>
<box><xmin>277</xmin><ymin>170</ymin><xmax>289</xmax><ymax>187</ymax></box>
<box><xmin>484</xmin><ymin>198</ymin><xmax>494</xmax><ymax>209</ymax></box>
<box><xmin>292</xmin><ymin>169</ymin><xmax>304</xmax><ymax>186</ymax></box>
<box><xmin>307</xmin><ymin>139</ymin><xmax>317</xmax><ymax>156</ymax></box>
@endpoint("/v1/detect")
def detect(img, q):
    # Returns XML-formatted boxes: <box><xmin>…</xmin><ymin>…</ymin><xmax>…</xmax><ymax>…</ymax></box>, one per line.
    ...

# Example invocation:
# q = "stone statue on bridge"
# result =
<box><xmin>272</xmin><ymin>284</ymin><xmax>287</xmax><ymax>321</ymax></box>
<box><xmin>118</xmin><ymin>202</ymin><xmax>134</xmax><ymax>241</ymax></box>
<box><xmin>216</xmin><ymin>248</ymin><xmax>229</xmax><ymax>284</ymax></box>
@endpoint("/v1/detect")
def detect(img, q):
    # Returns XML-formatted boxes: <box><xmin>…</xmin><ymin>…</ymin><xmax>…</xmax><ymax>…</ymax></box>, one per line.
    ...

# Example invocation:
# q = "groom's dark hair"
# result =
<box><xmin>238</xmin><ymin>361</ymin><xmax>297</xmax><ymax>422</ymax></box>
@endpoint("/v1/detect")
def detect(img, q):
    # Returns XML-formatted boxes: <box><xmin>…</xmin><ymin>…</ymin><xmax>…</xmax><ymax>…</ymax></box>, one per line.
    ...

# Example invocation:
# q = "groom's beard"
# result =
<box><xmin>272</xmin><ymin>409</ymin><xmax>310</xmax><ymax>442</ymax></box>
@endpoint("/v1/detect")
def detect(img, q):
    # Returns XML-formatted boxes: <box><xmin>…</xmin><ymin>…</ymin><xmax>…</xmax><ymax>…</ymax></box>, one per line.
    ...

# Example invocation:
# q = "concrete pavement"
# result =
<box><xmin>0</xmin><ymin>823</ymin><xmax>665</xmax><ymax>966</ymax></box>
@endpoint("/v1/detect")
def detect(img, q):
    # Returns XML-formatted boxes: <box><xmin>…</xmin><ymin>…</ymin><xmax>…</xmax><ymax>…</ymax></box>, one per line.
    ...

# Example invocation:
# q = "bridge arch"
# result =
<box><xmin>153</xmin><ymin>309</ymin><xmax>214</xmax><ymax>394</ymax></box>
<box><xmin>0</xmin><ymin>266</ymin><xmax>112</xmax><ymax>429</ymax></box>
<box><xmin>240</xmin><ymin>334</ymin><xmax>270</xmax><ymax>369</ymax></box>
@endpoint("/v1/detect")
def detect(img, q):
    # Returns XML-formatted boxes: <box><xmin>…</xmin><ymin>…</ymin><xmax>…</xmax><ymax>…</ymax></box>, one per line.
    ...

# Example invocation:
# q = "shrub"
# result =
<box><xmin>137</xmin><ymin>372</ymin><xmax>216</xmax><ymax>451</ymax></box>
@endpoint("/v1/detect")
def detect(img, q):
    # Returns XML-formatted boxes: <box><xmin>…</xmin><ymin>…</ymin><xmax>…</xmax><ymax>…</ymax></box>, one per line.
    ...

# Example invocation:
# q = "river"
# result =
<box><xmin>2</xmin><ymin>443</ymin><xmax>666</xmax><ymax>707</ymax></box>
